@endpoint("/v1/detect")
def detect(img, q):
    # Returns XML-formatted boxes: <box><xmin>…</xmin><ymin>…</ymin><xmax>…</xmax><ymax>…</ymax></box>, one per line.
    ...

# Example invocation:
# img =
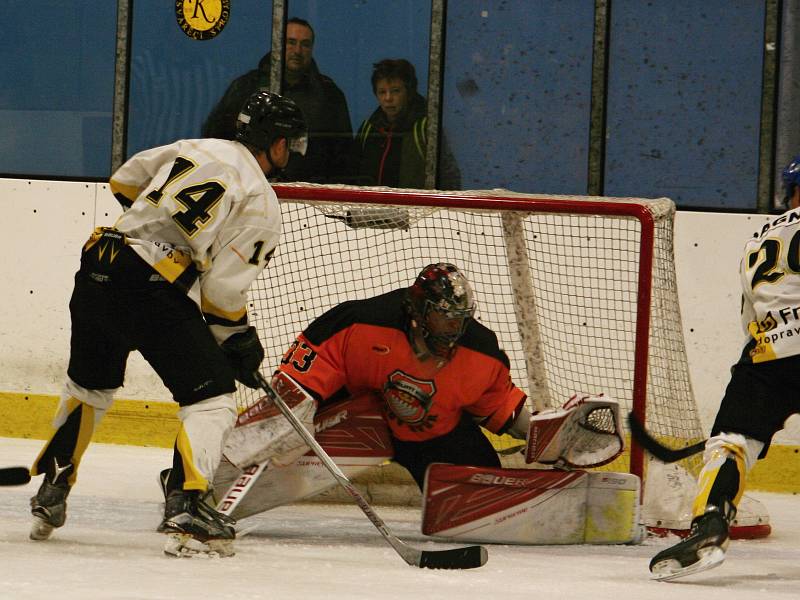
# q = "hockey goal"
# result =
<box><xmin>236</xmin><ymin>183</ymin><xmax>770</xmax><ymax>537</ymax></box>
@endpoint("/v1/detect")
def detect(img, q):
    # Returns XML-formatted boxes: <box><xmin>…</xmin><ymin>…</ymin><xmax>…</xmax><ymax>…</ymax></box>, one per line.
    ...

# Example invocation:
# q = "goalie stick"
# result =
<box><xmin>0</xmin><ymin>466</ymin><xmax>31</xmax><ymax>486</ymax></box>
<box><xmin>254</xmin><ymin>371</ymin><xmax>488</xmax><ymax>570</ymax></box>
<box><xmin>627</xmin><ymin>412</ymin><xmax>706</xmax><ymax>463</ymax></box>
<box><xmin>216</xmin><ymin>461</ymin><xmax>270</xmax><ymax>517</ymax></box>
<box><xmin>216</xmin><ymin>460</ymin><xmax>269</xmax><ymax>539</ymax></box>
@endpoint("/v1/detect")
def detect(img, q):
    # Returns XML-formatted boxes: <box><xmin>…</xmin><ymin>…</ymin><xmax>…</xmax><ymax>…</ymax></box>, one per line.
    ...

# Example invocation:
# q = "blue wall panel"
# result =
<box><xmin>0</xmin><ymin>2</ymin><xmax>116</xmax><ymax>177</ymax></box>
<box><xmin>0</xmin><ymin>0</ymin><xmax>774</xmax><ymax>210</ymax></box>
<box><xmin>127</xmin><ymin>0</ymin><xmax>273</xmax><ymax>157</ymax></box>
<box><xmin>605</xmin><ymin>0</ymin><xmax>764</xmax><ymax>209</ymax></box>
<box><xmin>442</xmin><ymin>1</ymin><xmax>595</xmax><ymax>193</ymax></box>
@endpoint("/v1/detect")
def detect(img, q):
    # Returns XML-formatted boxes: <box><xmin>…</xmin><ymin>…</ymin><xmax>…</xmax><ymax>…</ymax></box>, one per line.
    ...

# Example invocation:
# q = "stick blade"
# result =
<box><xmin>0</xmin><ymin>467</ymin><xmax>31</xmax><ymax>486</ymax></box>
<box><xmin>627</xmin><ymin>412</ymin><xmax>705</xmax><ymax>463</ymax></box>
<box><xmin>418</xmin><ymin>545</ymin><xmax>488</xmax><ymax>570</ymax></box>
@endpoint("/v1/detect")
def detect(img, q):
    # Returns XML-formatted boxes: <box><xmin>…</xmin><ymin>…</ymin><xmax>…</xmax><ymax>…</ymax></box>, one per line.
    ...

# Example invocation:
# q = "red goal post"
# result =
<box><xmin>236</xmin><ymin>183</ymin><xmax>769</xmax><ymax>537</ymax></box>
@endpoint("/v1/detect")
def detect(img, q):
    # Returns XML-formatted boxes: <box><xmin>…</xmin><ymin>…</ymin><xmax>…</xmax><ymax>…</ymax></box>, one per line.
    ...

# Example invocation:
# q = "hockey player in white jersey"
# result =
<box><xmin>27</xmin><ymin>91</ymin><xmax>307</xmax><ymax>557</ymax></box>
<box><xmin>649</xmin><ymin>156</ymin><xmax>800</xmax><ymax>580</ymax></box>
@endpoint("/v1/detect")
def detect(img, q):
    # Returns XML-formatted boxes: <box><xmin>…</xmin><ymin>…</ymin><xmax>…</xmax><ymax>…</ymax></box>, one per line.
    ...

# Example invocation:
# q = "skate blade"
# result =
<box><xmin>30</xmin><ymin>516</ymin><xmax>55</xmax><ymax>541</ymax></box>
<box><xmin>234</xmin><ymin>521</ymin><xmax>259</xmax><ymax>539</ymax></box>
<box><xmin>163</xmin><ymin>533</ymin><xmax>234</xmax><ymax>558</ymax></box>
<box><xmin>651</xmin><ymin>546</ymin><xmax>726</xmax><ymax>581</ymax></box>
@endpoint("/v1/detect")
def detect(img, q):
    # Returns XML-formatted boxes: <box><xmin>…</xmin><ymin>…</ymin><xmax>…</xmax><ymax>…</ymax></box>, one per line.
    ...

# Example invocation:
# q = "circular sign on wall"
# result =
<box><xmin>175</xmin><ymin>0</ymin><xmax>230</xmax><ymax>40</ymax></box>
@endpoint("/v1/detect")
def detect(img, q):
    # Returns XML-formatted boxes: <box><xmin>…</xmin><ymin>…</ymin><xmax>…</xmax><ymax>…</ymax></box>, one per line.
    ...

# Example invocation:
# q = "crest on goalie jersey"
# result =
<box><xmin>383</xmin><ymin>370</ymin><xmax>436</xmax><ymax>429</ymax></box>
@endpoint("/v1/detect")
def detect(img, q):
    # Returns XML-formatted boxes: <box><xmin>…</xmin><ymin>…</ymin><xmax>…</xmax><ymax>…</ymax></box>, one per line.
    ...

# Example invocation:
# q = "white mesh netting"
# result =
<box><xmin>234</xmin><ymin>183</ymin><xmax>765</xmax><ymax>532</ymax></box>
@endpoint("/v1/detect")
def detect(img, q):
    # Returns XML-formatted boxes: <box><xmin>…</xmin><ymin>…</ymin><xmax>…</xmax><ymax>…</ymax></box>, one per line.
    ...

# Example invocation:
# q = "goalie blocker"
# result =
<box><xmin>223</xmin><ymin>371</ymin><xmax>318</xmax><ymax>470</ymax></box>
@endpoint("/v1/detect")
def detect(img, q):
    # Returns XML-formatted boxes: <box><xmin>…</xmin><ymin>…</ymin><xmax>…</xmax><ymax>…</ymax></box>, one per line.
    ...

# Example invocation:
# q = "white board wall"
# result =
<box><xmin>1</xmin><ymin>179</ymin><xmax>795</xmax><ymax>442</ymax></box>
<box><xmin>0</xmin><ymin>179</ymin><xmax>170</xmax><ymax>401</ymax></box>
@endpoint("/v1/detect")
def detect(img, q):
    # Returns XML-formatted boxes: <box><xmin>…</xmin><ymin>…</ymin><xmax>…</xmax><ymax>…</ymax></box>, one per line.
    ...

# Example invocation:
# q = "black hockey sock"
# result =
<box><xmin>704</xmin><ymin>457</ymin><xmax>741</xmax><ymax>519</ymax></box>
<box><xmin>32</xmin><ymin>404</ymin><xmax>85</xmax><ymax>477</ymax></box>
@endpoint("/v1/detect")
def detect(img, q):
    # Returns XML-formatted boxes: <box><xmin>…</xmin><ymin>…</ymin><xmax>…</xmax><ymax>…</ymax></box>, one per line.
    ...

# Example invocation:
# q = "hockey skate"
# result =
<box><xmin>649</xmin><ymin>507</ymin><xmax>730</xmax><ymax>581</ymax></box>
<box><xmin>158</xmin><ymin>489</ymin><xmax>236</xmax><ymax>558</ymax></box>
<box><xmin>30</xmin><ymin>458</ymin><xmax>74</xmax><ymax>541</ymax></box>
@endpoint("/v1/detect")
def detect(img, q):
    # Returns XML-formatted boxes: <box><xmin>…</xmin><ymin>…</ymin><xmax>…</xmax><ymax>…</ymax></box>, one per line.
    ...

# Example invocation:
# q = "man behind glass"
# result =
<box><xmin>203</xmin><ymin>18</ymin><xmax>352</xmax><ymax>184</ymax></box>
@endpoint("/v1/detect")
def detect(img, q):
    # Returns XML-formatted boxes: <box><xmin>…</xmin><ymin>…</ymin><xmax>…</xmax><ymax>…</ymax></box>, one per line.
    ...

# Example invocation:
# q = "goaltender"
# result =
<box><xmin>276</xmin><ymin>262</ymin><xmax>530</xmax><ymax>485</ymax></box>
<box><xmin>219</xmin><ymin>262</ymin><xmax>635</xmax><ymax>547</ymax></box>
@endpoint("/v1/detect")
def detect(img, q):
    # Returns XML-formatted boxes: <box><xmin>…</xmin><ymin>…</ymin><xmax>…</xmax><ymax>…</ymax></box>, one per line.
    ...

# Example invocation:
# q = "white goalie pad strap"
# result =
<box><xmin>525</xmin><ymin>393</ymin><xmax>624</xmax><ymax>468</ymax></box>
<box><xmin>223</xmin><ymin>371</ymin><xmax>317</xmax><ymax>469</ymax></box>
<box><xmin>421</xmin><ymin>464</ymin><xmax>643</xmax><ymax>545</ymax></box>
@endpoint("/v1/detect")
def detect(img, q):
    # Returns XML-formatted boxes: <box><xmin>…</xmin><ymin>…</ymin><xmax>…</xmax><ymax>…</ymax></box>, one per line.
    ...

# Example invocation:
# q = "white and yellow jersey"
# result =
<box><xmin>109</xmin><ymin>138</ymin><xmax>280</xmax><ymax>343</ymax></box>
<box><xmin>739</xmin><ymin>205</ymin><xmax>800</xmax><ymax>363</ymax></box>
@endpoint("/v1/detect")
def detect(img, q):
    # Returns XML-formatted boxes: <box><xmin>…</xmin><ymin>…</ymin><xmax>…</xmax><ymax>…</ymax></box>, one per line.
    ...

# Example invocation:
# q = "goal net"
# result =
<box><xmin>236</xmin><ymin>183</ymin><xmax>769</xmax><ymax>537</ymax></box>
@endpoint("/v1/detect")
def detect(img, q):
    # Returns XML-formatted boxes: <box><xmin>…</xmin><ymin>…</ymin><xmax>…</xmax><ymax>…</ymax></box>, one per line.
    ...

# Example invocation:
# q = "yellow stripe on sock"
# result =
<box><xmin>30</xmin><ymin>397</ymin><xmax>83</xmax><ymax>476</ymax></box>
<box><xmin>69</xmin><ymin>402</ymin><xmax>97</xmax><ymax>485</ymax></box>
<box><xmin>692</xmin><ymin>444</ymin><xmax>746</xmax><ymax>518</ymax></box>
<box><xmin>175</xmin><ymin>425</ymin><xmax>208</xmax><ymax>492</ymax></box>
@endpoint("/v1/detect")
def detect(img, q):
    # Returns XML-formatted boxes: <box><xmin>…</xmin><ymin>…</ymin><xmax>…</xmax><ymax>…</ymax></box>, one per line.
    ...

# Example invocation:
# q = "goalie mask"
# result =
<box><xmin>236</xmin><ymin>91</ymin><xmax>308</xmax><ymax>157</ymax></box>
<box><xmin>406</xmin><ymin>263</ymin><xmax>476</xmax><ymax>359</ymax></box>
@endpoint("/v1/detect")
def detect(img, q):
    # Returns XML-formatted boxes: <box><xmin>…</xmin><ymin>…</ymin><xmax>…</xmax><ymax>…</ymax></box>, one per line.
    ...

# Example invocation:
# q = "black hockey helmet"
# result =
<box><xmin>235</xmin><ymin>91</ymin><xmax>308</xmax><ymax>156</ymax></box>
<box><xmin>781</xmin><ymin>154</ymin><xmax>800</xmax><ymax>209</ymax></box>
<box><xmin>406</xmin><ymin>263</ymin><xmax>476</xmax><ymax>358</ymax></box>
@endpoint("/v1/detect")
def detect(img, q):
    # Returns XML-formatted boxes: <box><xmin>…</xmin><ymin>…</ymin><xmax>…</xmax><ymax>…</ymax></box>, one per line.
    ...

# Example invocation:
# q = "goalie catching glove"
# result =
<box><xmin>223</xmin><ymin>371</ymin><xmax>317</xmax><ymax>469</ymax></box>
<box><xmin>220</xmin><ymin>326</ymin><xmax>264</xmax><ymax>389</ymax></box>
<box><xmin>525</xmin><ymin>393</ymin><xmax>624</xmax><ymax>468</ymax></box>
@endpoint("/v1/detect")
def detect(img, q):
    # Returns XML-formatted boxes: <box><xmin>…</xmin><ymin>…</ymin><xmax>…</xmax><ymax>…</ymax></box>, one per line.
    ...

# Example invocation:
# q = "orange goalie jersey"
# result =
<box><xmin>277</xmin><ymin>288</ymin><xmax>527</xmax><ymax>442</ymax></box>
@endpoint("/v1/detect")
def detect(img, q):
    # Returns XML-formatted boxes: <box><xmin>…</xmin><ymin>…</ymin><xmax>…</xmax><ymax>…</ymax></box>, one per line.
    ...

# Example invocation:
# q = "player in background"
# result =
<box><xmin>27</xmin><ymin>91</ymin><xmax>307</xmax><ymax>557</ymax></box>
<box><xmin>276</xmin><ymin>262</ymin><xmax>531</xmax><ymax>488</ymax></box>
<box><xmin>649</xmin><ymin>156</ymin><xmax>800</xmax><ymax>580</ymax></box>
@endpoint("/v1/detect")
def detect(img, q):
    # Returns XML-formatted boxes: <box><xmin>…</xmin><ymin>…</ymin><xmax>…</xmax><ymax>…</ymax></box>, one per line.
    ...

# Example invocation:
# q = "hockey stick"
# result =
<box><xmin>214</xmin><ymin>460</ymin><xmax>270</xmax><ymax>538</ymax></box>
<box><xmin>254</xmin><ymin>371</ymin><xmax>488</xmax><ymax>570</ymax></box>
<box><xmin>216</xmin><ymin>460</ymin><xmax>269</xmax><ymax>517</ymax></box>
<box><xmin>0</xmin><ymin>466</ymin><xmax>32</xmax><ymax>486</ymax></box>
<box><xmin>627</xmin><ymin>412</ymin><xmax>706</xmax><ymax>463</ymax></box>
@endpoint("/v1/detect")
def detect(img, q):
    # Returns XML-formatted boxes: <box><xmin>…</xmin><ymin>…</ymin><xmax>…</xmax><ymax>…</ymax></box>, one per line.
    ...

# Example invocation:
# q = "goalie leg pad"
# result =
<box><xmin>422</xmin><ymin>464</ymin><xmax>643</xmax><ymax>545</ymax></box>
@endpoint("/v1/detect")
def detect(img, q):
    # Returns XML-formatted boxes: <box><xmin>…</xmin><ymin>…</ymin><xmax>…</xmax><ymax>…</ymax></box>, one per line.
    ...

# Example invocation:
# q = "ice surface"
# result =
<box><xmin>1</xmin><ymin>437</ymin><xmax>798</xmax><ymax>599</ymax></box>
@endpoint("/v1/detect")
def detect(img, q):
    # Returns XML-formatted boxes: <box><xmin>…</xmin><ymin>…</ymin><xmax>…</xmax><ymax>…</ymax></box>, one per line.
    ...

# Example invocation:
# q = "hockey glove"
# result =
<box><xmin>220</xmin><ymin>326</ymin><xmax>264</xmax><ymax>389</ymax></box>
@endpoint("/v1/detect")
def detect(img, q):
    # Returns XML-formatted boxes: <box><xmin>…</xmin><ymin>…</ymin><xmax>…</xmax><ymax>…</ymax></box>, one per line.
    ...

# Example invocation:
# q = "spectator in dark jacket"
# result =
<box><xmin>352</xmin><ymin>59</ymin><xmax>461</xmax><ymax>190</ymax></box>
<box><xmin>203</xmin><ymin>18</ymin><xmax>352</xmax><ymax>184</ymax></box>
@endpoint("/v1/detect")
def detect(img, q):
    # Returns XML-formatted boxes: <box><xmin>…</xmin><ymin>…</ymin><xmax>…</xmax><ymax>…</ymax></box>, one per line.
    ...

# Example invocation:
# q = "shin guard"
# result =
<box><xmin>692</xmin><ymin>433</ymin><xmax>754</xmax><ymax>519</ymax></box>
<box><xmin>176</xmin><ymin>394</ymin><xmax>237</xmax><ymax>492</ymax></box>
